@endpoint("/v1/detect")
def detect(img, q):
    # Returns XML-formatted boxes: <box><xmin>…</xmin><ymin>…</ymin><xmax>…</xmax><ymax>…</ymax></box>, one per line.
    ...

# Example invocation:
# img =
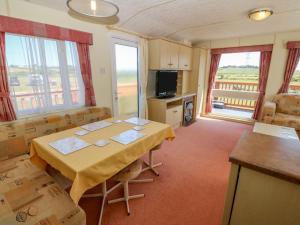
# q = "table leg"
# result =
<box><xmin>98</xmin><ymin>182</ymin><xmax>107</xmax><ymax>225</ymax></box>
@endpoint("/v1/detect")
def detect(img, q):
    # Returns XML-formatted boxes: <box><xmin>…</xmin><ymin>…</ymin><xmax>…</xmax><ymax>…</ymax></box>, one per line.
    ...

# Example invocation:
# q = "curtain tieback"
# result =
<box><xmin>0</xmin><ymin>92</ymin><xmax>10</xmax><ymax>98</ymax></box>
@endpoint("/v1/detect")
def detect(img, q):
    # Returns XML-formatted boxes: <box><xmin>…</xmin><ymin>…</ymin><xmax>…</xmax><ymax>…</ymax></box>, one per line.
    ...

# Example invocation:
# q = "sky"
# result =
<box><xmin>5</xmin><ymin>34</ymin><xmax>75</xmax><ymax>67</ymax></box>
<box><xmin>115</xmin><ymin>44</ymin><xmax>138</xmax><ymax>71</ymax></box>
<box><xmin>219</xmin><ymin>52</ymin><xmax>260</xmax><ymax>67</ymax></box>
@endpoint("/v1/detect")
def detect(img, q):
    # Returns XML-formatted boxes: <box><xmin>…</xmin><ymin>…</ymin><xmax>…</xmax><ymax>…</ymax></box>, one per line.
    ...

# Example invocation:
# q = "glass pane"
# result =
<box><xmin>212</xmin><ymin>52</ymin><xmax>260</xmax><ymax>119</ymax></box>
<box><xmin>44</xmin><ymin>40</ymin><xmax>64</xmax><ymax>106</ymax></box>
<box><xmin>6</xmin><ymin>34</ymin><xmax>46</xmax><ymax>114</ymax></box>
<box><xmin>5</xmin><ymin>33</ymin><xmax>85</xmax><ymax>117</ymax></box>
<box><xmin>289</xmin><ymin>62</ymin><xmax>300</xmax><ymax>93</ymax></box>
<box><xmin>216</xmin><ymin>52</ymin><xmax>260</xmax><ymax>89</ymax></box>
<box><xmin>114</xmin><ymin>44</ymin><xmax>138</xmax><ymax>116</ymax></box>
<box><xmin>65</xmin><ymin>41</ymin><xmax>84</xmax><ymax>105</ymax></box>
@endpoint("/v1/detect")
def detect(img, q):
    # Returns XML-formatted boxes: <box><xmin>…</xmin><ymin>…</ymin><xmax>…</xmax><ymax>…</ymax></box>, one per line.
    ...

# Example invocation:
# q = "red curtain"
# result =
<box><xmin>0</xmin><ymin>32</ymin><xmax>16</xmax><ymax>121</ymax></box>
<box><xmin>77</xmin><ymin>43</ymin><xmax>96</xmax><ymax>106</ymax></box>
<box><xmin>205</xmin><ymin>53</ymin><xmax>221</xmax><ymax>113</ymax></box>
<box><xmin>278</xmin><ymin>48</ymin><xmax>300</xmax><ymax>93</ymax></box>
<box><xmin>252</xmin><ymin>51</ymin><xmax>272</xmax><ymax>120</ymax></box>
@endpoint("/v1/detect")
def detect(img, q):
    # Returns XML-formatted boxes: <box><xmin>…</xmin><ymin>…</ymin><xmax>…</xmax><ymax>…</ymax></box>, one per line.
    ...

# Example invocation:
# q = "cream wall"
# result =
<box><xmin>194</xmin><ymin>31</ymin><xmax>300</xmax><ymax>115</ymax></box>
<box><xmin>0</xmin><ymin>0</ymin><xmax>115</xmax><ymax>110</ymax></box>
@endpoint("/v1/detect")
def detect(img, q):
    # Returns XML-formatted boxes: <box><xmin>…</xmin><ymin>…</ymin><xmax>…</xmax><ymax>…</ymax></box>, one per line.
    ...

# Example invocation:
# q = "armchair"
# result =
<box><xmin>262</xmin><ymin>93</ymin><xmax>300</xmax><ymax>131</ymax></box>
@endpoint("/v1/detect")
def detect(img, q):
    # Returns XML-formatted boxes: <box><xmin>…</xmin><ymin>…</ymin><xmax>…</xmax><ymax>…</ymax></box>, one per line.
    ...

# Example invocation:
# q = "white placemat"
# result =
<box><xmin>124</xmin><ymin>117</ymin><xmax>150</xmax><ymax>126</ymax></box>
<box><xmin>81</xmin><ymin>121</ymin><xmax>112</xmax><ymax>132</ymax></box>
<box><xmin>111</xmin><ymin>130</ymin><xmax>145</xmax><ymax>145</ymax></box>
<box><xmin>49</xmin><ymin>137</ymin><xmax>91</xmax><ymax>155</ymax></box>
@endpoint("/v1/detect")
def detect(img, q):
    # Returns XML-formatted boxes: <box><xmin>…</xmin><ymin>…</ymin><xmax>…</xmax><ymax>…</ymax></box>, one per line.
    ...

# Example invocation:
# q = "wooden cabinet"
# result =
<box><xmin>149</xmin><ymin>39</ymin><xmax>191</xmax><ymax>71</ymax></box>
<box><xmin>166</xmin><ymin>105</ymin><xmax>183</xmax><ymax>129</ymax></box>
<box><xmin>179</xmin><ymin>46</ymin><xmax>192</xmax><ymax>70</ymax></box>
<box><xmin>148</xmin><ymin>97</ymin><xmax>183</xmax><ymax>129</ymax></box>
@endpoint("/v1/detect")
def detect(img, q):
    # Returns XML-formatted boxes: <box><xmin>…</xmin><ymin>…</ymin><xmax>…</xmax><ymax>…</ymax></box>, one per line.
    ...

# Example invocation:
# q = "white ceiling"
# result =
<box><xmin>23</xmin><ymin>0</ymin><xmax>300</xmax><ymax>43</ymax></box>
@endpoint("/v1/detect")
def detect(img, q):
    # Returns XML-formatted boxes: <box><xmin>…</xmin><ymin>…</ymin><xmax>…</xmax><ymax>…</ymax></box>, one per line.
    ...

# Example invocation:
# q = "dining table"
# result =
<box><xmin>30</xmin><ymin>117</ymin><xmax>175</xmax><ymax>224</ymax></box>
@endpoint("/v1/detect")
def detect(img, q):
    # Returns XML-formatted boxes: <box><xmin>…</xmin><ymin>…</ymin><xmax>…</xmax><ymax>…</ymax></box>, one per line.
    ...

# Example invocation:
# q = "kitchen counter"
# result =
<box><xmin>222</xmin><ymin>131</ymin><xmax>300</xmax><ymax>225</ymax></box>
<box><xmin>230</xmin><ymin>131</ymin><xmax>300</xmax><ymax>185</ymax></box>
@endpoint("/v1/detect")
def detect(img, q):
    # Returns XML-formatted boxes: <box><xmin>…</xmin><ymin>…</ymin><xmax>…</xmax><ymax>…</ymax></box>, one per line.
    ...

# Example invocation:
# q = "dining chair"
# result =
<box><xmin>108</xmin><ymin>159</ymin><xmax>153</xmax><ymax>215</ymax></box>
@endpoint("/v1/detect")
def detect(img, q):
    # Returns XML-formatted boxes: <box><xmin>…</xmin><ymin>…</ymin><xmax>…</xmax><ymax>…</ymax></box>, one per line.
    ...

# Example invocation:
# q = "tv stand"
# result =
<box><xmin>156</xmin><ymin>94</ymin><xmax>176</xmax><ymax>99</ymax></box>
<box><xmin>147</xmin><ymin>93</ymin><xmax>196</xmax><ymax>129</ymax></box>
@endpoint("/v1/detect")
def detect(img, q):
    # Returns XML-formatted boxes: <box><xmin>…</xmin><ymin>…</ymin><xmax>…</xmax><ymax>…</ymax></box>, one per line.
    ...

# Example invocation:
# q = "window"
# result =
<box><xmin>215</xmin><ymin>52</ymin><xmax>260</xmax><ymax>109</ymax></box>
<box><xmin>289</xmin><ymin>61</ymin><xmax>300</xmax><ymax>93</ymax></box>
<box><xmin>216</xmin><ymin>52</ymin><xmax>260</xmax><ymax>89</ymax></box>
<box><xmin>5</xmin><ymin>33</ymin><xmax>85</xmax><ymax>117</ymax></box>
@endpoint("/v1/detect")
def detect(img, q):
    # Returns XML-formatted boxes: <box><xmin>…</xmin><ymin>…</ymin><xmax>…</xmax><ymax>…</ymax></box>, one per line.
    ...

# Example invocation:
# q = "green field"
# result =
<box><xmin>216</xmin><ymin>66</ymin><xmax>259</xmax><ymax>83</ymax></box>
<box><xmin>216</xmin><ymin>66</ymin><xmax>300</xmax><ymax>85</ymax></box>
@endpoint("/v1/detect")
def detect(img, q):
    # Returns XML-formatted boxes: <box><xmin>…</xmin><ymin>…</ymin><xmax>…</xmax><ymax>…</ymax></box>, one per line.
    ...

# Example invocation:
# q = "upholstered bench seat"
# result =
<box><xmin>0</xmin><ymin>154</ymin><xmax>86</xmax><ymax>225</ymax></box>
<box><xmin>0</xmin><ymin>107</ymin><xmax>112</xmax><ymax>225</ymax></box>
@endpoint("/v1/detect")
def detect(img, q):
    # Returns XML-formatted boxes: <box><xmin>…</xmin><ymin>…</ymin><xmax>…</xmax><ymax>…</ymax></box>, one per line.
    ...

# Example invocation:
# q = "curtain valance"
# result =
<box><xmin>211</xmin><ymin>44</ymin><xmax>273</xmax><ymax>55</ymax></box>
<box><xmin>0</xmin><ymin>15</ymin><xmax>93</xmax><ymax>45</ymax></box>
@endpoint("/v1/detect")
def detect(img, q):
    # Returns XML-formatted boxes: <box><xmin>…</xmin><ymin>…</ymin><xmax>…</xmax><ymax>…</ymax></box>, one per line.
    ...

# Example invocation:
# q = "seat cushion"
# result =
<box><xmin>264</xmin><ymin>113</ymin><xmax>300</xmax><ymax>130</ymax></box>
<box><xmin>0</xmin><ymin>155</ymin><xmax>86</xmax><ymax>225</ymax></box>
<box><xmin>114</xmin><ymin>160</ymin><xmax>143</xmax><ymax>183</ymax></box>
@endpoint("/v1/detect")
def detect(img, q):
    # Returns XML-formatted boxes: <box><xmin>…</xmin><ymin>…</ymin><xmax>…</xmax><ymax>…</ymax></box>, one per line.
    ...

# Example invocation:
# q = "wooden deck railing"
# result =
<box><xmin>214</xmin><ymin>81</ymin><xmax>300</xmax><ymax>109</ymax></box>
<box><xmin>214</xmin><ymin>81</ymin><xmax>258</xmax><ymax>109</ymax></box>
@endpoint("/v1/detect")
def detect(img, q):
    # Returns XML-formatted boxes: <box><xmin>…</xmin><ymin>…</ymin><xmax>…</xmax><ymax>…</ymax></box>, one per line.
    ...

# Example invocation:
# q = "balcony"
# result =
<box><xmin>211</xmin><ymin>81</ymin><xmax>258</xmax><ymax>119</ymax></box>
<box><xmin>211</xmin><ymin>81</ymin><xmax>300</xmax><ymax>119</ymax></box>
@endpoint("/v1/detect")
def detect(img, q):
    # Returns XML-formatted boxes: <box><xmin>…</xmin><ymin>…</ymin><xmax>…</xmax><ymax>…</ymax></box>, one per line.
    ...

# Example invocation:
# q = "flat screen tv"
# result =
<box><xmin>156</xmin><ymin>71</ymin><xmax>177</xmax><ymax>98</ymax></box>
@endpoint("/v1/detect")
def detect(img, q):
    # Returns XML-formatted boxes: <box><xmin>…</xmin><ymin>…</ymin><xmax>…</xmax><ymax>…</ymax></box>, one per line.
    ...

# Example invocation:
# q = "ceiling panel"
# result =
<box><xmin>22</xmin><ymin>0</ymin><xmax>300</xmax><ymax>43</ymax></box>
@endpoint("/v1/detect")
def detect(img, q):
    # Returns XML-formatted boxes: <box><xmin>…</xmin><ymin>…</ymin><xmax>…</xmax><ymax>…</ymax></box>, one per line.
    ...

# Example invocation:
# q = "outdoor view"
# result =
<box><xmin>289</xmin><ymin>62</ymin><xmax>300</xmax><ymax>93</ymax></box>
<box><xmin>114</xmin><ymin>44</ymin><xmax>138</xmax><ymax>116</ymax></box>
<box><xmin>5</xmin><ymin>34</ymin><xmax>84</xmax><ymax>116</ymax></box>
<box><xmin>213</xmin><ymin>52</ymin><xmax>260</xmax><ymax>118</ymax></box>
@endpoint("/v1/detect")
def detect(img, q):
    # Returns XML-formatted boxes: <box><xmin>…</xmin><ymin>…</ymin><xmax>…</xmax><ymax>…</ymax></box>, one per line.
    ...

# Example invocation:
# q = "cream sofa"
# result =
<box><xmin>0</xmin><ymin>107</ymin><xmax>111</xmax><ymax>225</ymax></box>
<box><xmin>262</xmin><ymin>94</ymin><xmax>300</xmax><ymax>131</ymax></box>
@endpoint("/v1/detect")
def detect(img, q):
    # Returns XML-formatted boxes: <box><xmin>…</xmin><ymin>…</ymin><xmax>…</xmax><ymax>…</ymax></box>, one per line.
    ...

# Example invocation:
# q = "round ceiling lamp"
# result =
<box><xmin>67</xmin><ymin>0</ymin><xmax>119</xmax><ymax>18</ymax></box>
<box><xmin>248</xmin><ymin>8</ymin><xmax>273</xmax><ymax>21</ymax></box>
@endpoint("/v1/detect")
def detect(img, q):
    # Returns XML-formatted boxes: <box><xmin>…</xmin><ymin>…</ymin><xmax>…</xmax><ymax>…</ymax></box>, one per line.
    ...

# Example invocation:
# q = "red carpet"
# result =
<box><xmin>79</xmin><ymin>118</ymin><xmax>251</xmax><ymax>225</ymax></box>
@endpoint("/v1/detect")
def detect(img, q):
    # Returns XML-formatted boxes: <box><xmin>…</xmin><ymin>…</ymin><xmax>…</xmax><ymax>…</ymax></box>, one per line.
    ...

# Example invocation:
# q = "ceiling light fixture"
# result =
<box><xmin>248</xmin><ymin>8</ymin><xmax>273</xmax><ymax>21</ymax></box>
<box><xmin>67</xmin><ymin>0</ymin><xmax>119</xmax><ymax>18</ymax></box>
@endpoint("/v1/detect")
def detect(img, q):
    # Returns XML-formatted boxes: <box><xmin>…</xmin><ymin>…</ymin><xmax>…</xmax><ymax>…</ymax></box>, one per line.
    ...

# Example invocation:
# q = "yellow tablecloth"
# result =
<box><xmin>30</xmin><ymin>118</ymin><xmax>175</xmax><ymax>204</ymax></box>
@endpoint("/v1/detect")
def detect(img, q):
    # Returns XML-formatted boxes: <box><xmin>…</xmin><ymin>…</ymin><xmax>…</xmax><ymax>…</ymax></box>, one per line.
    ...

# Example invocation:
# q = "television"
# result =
<box><xmin>156</xmin><ymin>71</ymin><xmax>178</xmax><ymax>98</ymax></box>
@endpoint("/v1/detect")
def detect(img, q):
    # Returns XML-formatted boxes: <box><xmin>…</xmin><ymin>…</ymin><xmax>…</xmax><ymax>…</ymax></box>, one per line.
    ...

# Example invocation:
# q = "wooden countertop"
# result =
<box><xmin>230</xmin><ymin>131</ymin><xmax>300</xmax><ymax>185</ymax></box>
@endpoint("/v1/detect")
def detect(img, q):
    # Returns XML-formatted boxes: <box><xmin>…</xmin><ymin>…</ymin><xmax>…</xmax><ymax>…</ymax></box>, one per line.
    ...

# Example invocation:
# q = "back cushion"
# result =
<box><xmin>65</xmin><ymin>107</ymin><xmax>112</xmax><ymax>127</ymax></box>
<box><xmin>0</xmin><ymin>107</ymin><xmax>112</xmax><ymax>159</ymax></box>
<box><xmin>273</xmin><ymin>94</ymin><xmax>300</xmax><ymax>116</ymax></box>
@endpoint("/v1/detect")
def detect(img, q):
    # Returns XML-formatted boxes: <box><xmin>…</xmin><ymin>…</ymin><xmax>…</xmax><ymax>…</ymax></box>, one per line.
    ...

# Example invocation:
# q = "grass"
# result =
<box><xmin>216</xmin><ymin>66</ymin><xmax>259</xmax><ymax>83</ymax></box>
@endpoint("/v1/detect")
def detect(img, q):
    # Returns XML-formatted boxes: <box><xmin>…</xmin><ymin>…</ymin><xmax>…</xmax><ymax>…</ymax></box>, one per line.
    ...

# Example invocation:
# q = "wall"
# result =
<box><xmin>0</xmin><ymin>0</ymin><xmax>116</xmax><ymax>110</ymax></box>
<box><xmin>194</xmin><ymin>30</ymin><xmax>300</xmax><ymax>115</ymax></box>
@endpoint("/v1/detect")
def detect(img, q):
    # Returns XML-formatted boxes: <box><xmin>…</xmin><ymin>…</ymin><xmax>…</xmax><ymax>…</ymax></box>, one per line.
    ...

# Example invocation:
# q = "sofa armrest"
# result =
<box><xmin>262</xmin><ymin>101</ymin><xmax>276</xmax><ymax>120</ymax></box>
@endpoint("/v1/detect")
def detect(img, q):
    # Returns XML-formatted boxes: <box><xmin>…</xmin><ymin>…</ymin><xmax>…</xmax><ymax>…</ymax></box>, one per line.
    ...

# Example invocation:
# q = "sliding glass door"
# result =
<box><xmin>111</xmin><ymin>38</ymin><xmax>139</xmax><ymax>117</ymax></box>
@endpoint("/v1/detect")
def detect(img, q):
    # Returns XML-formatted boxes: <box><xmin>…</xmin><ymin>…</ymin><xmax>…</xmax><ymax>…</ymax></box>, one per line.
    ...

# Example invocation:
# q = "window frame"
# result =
<box><xmin>5</xmin><ymin>33</ymin><xmax>85</xmax><ymax>118</ymax></box>
<box><xmin>288</xmin><ymin>60</ymin><xmax>300</xmax><ymax>94</ymax></box>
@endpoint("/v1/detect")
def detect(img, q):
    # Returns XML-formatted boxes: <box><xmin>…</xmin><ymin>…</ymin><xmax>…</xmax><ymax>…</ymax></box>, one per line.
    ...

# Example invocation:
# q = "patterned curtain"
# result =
<box><xmin>252</xmin><ymin>51</ymin><xmax>272</xmax><ymax>120</ymax></box>
<box><xmin>76</xmin><ymin>43</ymin><xmax>96</xmax><ymax>106</ymax></box>
<box><xmin>0</xmin><ymin>32</ymin><xmax>17</xmax><ymax>121</ymax></box>
<box><xmin>205</xmin><ymin>53</ymin><xmax>221</xmax><ymax>113</ymax></box>
<box><xmin>278</xmin><ymin>48</ymin><xmax>300</xmax><ymax>93</ymax></box>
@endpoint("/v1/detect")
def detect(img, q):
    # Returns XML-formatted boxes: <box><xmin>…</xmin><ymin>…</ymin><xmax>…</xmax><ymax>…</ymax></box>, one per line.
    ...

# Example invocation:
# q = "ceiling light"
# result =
<box><xmin>248</xmin><ymin>8</ymin><xmax>273</xmax><ymax>21</ymax></box>
<box><xmin>67</xmin><ymin>0</ymin><xmax>119</xmax><ymax>18</ymax></box>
